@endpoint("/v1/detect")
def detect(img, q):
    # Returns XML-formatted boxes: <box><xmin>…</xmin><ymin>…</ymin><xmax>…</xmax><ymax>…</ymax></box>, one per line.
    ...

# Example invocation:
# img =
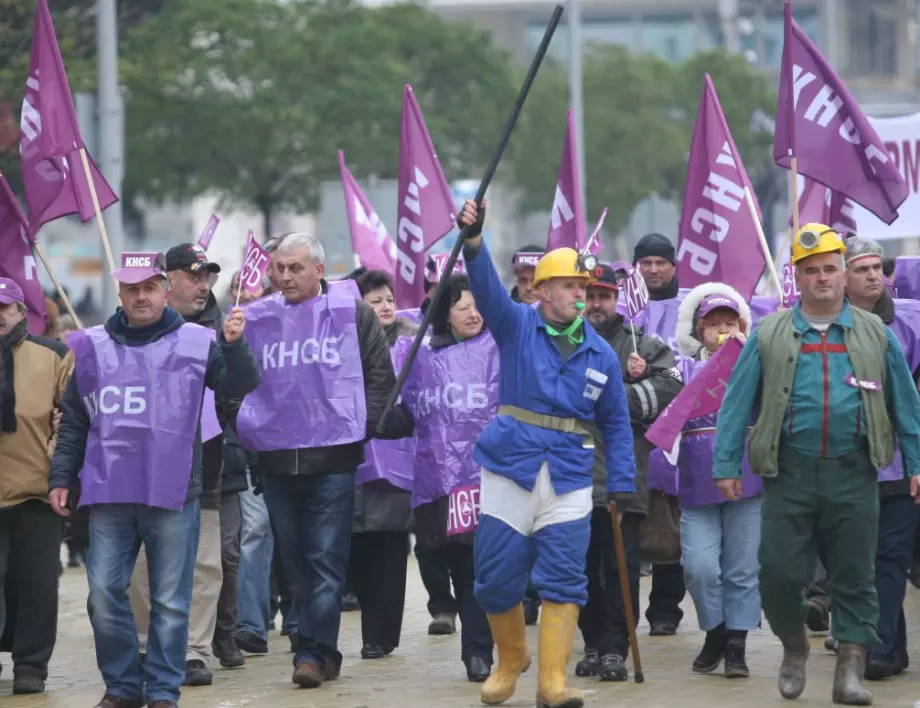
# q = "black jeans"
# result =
<box><xmin>441</xmin><ymin>544</ymin><xmax>493</xmax><ymax>664</ymax></box>
<box><xmin>873</xmin><ymin>494</ymin><xmax>918</xmax><ymax>659</ymax></box>
<box><xmin>216</xmin><ymin>493</ymin><xmax>242</xmax><ymax>638</ymax></box>
<box><xmin>415</xmin><ymin>542</ymin><xmax>458</xmax><ymax>617</ymax></box>
<box><xmin>0</xmin><ymin>500</ymin><xmax>64</xmax><ymax>679</ymax></box>
<box><xmin>579</xmin><ymin>509</ymin><xmax>641</xmax><ymax>657</ymax></box>
<box><xmin>646</xmin><ymin>562</ymin><xmax>686</xmax><ymax>626</ymax></box>
<box><xmin>349</xmin><ymin>531</ymin><xmax>409</xmax><ymax>649</ymax></box>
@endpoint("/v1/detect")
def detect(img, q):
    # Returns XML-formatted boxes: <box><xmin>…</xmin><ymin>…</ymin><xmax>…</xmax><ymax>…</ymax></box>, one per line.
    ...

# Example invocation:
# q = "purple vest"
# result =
<box><xmin>877</xmin><ymin>300</ymin><xmax>920</xmax><ymax>482</ymax></box>
<box><xmin>70</xmin><ymin>323</ymin><xmax>212</xmax><ymax>510</ymax></box>
<box><xmin>674</xmin><ymin>357</ymin><xmax>764</xmax><ymax>509</ymax></box>
<box><xmin>237</xmin><ymin>288</ymin><xmax>366</xmax><ymax>451</ymax></box>
<box><xmin>201</xmin><ymin>389</ymin><xmax>221</xmax><ymax>442</ymax></box>
<box><xmin>398</xmin><ymin>331</ymin><xmax>499</xmax><ymax>508</ymax></box>
<box><xmin>895</xmin><ymin>256</ymin><xmax>920</xmax><ymax>301</ymax></box>
<box><xmin>397</xmin><ymin>308</ymin><xmax>424</xmax><ymax>326</ymax></box>
<box><xmin>356</xmin><ymin>344</ymin><xmax>415</xmax><ymax>493</ymax></box>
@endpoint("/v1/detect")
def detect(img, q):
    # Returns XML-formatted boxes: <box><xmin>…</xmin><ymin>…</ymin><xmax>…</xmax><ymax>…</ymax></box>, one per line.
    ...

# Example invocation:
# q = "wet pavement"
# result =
<box><xmin>3</xmin><ymin>555</ymin><xmax>920</xmax><ymax>707</ymax></box>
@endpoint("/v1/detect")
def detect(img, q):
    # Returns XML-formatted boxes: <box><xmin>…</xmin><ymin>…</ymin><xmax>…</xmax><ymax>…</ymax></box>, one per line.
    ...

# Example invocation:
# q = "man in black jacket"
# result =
<box><xmin>47</xmin><ymin>251</ymin><xmax>259</xmax><ymax>708</ymax></box>
<box><xmin>242</xmin><ymin>232</ymin><xmax>395</xmax><ymax>690</ymax></box>
<box><xmin>575</xmin><ymin>264</ymin><xmax>684</xmax><ymax>681</ymax></box>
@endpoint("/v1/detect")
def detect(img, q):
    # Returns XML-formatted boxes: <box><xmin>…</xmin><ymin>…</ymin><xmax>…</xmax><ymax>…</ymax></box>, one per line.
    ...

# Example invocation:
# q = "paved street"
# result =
<box><xmin>3</xmin><ymin>555</ymin><xmax>920</xmax><ymax>707</ymax></box>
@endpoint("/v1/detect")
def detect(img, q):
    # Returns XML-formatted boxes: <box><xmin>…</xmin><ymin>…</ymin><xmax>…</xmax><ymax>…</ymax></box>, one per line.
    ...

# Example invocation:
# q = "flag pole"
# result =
<box><xmin>78</xmin><ymin>147</ymin><xmax>116</xmax><ymax>272</ymax></box>
<box><xmin>32</xmin><ymin>241</ymin><xmax>82</xmax><ymax>328</ymax></box>
<box><xmin>743</xmin><ymin>187</ymin><xmax>783</xmax><ymax>298</ymax></box>
<box><xmin>377</xmin><ymin>4</ymin><xmax>565</xmax><ymax>435</ymax></box>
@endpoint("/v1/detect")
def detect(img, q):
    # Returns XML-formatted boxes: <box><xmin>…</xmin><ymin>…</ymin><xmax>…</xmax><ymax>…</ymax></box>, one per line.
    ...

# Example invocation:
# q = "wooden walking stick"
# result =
<box><xmin>609</xmin><ymin>501</ymin><xmax>644</xmax><ymax>683</ymax></box>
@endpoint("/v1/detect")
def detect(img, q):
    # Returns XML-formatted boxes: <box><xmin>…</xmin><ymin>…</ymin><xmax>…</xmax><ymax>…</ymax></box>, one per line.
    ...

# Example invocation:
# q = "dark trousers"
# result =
<box><xmin>263</xmin><ymin>472</ymin><xmax>355</xmax><ymax>671</ymax></box>
<box><xmin>349</xmin><ymin>531</ymin><xmax>409</xmax><ymax>649</ymax></box>
<box><xmin>0</xmin><ymin>500</ymin><xmax>64</xmax><ymax>680</ymax></box>
<box><xmin>415</xmin><ymin>542</ymin><xmax>458</xmax><ymax>617</ymax></box>
<box><xmin>579</xmin><ymin>509</ymin><xmax>641</xmax><ymax>657</ymax></box>
<box><xmin>646</xmin><ymin>562</ymin><xmax>686</xmax><ymax>626</ymax></box>
<box><xmin>760</xmin><ymin>447</ymin><xmax>879</xmax><ymax>646</ymax></box>
<box><xmin>270</xmin><ymin>531</ymin><xmax>295</xmax><ymax>633</ymax></box>
<box><xmin>442</xmin><ymin>543</ymin><xmax>493</xmax><ymax>664</ymax></box>
<box><xmin>216</xmin><ymin>493</ymin><xmax>242</xmax><ymax>639</ymax></box>
<box><xmin>872</xmin><ymin>494</ymin><xmax>918</xmax><ymax>659</ymax></box>
<box><xmin>65</xmin><ymin>506</ymin><xmax>90</xmax><ymax>556</ymax></box>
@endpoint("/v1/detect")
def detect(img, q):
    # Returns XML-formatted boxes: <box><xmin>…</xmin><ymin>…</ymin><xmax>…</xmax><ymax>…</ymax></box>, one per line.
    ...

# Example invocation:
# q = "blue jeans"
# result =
<box><xmin>236</xmin><ymin>487</ymin><xmax>274</xmax><ymax>640</ymax></box>
<box><xmin>681</xmin><ymin>497</ymin><xmax>763</xmax><ymax>632</ymax></box>
<box><xmin>262</xmin><ymin>472</ymin><xmax>354</xmax><ymax>671</ymax></box>
<box><xmin>872</xmin><ymin>494</ymin><xmax>918</xmax><ymax>659</ymax></box>
<box><xmin>87</xmin><ymin>501</ymin><xmax>200</xmax><ymax>705</ymax></box>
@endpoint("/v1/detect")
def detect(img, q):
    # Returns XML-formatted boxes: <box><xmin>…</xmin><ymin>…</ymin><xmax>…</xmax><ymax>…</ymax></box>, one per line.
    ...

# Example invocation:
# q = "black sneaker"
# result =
<box><xmin>234</xmin><ymin>630</ymin><xmax>269</xmax><ymax>654</ymax></box>
<box><xmin>342</xmin><ymin>592</ymin><xmax>360</xmax><ymax>612</ymax></box>
<box><xmin>361</xmin><ymin>644</ymin><xmax>386</xmax><ymax>659</ymax></box>
<box><xmin>598</xmin><ymin>653</ymin><xmax>629</xmax><ymax>682</ymax></box>
<box><xmin>575</xmin><ymin>648</ymin><xmax>600</xmax><ymax>677</ymax></box>
<box><xmin>864</xmin><ymin>652</ymin><xmax>896</xmax><ymax>681</ymax></box>
<box><xmin>183</xmin><ymin>659</ymin><xmax>213</xmax><ymax>687</ymax></box>
<box><xmin>805</xmin><ymin>599</ymin><xmax>830</xmax><ymax>632</ymax></box>
<box><xmin>212</xmin><ymin>635</ymin><xmax>245</xmax><ymax>668</ymax></box>
<box><xmin>724</xmin><ymin>633</ymin><xmax>750</xmax><ymax>678</ymax></box>
<box><xmin>649</xmin><ymin>620</ymin><xmax>678</xmax><ymax>637</ymax></box>
<box><xmin>693</xmin><ymin>625</ymin><xmax>728</xmax><ymax>673</ymax></box>
<box><xmin>12</xmin><ymin>675</ymin><xmax>45</xmax><ymax>694</ymax></box>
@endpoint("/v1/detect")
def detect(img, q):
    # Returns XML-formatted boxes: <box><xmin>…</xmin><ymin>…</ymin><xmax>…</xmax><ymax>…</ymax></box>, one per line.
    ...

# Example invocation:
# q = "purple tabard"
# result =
<box><xmin>397</xmin><ymin>332</ymin><xmax>500</xmax><ymax>509</ymax></box>
<box><xmin>675</xmin><ymin>358</ymin><xmax>764</xmax><ymax>509</ymax></box>
<box><xmin>356</xmin><ymin>344</ymin><xmax>415</xmax><ymax>492</ymax></box>
<box><xmin>329</xmin><ymin>278</ymin><xmax>360</xmax><ymax>300</ymax></box>
<box><xmin>237</xmin><ymin>289</ymin><xmax>366</xmax><ymax>452</ymax></box>
<box><xmin>895</xmin><ymin>256</ymin><xmax>920</xmax><ymax>301</ymax></box>
<box><xmin>71</xmin><ymin>324</ymin><xmax>212</xmax><ymax>510</ymax></box>
<box><xmin>397</xmin><ymin>308</ymin><xmax>424</xmax><ymax>325</ymax></box>
<box><xmin>647</xmin><ymin>448</ymin><xmax>679</xmax><ymax>496</ymax></box>
<box><xmin>199</xmin><ymin>328</ymin><xmax>221</xmax><ymax>441</ymax></box>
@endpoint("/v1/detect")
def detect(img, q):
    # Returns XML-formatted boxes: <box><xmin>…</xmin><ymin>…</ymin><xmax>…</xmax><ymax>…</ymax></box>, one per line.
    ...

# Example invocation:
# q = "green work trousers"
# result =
<box><xmin>759</xmin><ymin>445</ymin><xmax>880</xmax><ymax>647</ymax></box>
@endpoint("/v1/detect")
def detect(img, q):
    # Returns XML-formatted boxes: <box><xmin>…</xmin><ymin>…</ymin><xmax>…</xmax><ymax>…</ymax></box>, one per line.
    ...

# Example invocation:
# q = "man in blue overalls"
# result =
<box><xmin>457</xmin><ymin>201</ymin><xmax>636</xmax><ymax>708</ymax></box>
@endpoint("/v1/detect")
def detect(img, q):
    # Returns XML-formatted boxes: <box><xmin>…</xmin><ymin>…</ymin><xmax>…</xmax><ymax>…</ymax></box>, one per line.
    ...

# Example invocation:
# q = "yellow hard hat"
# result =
<box><xmin>791</xmin><ymin>223</ymin><xmax>847</xmax><ymax>265</ymax></box>
<box><xmin>533</xmin><ymin>248</ymin><xmax>595</xmax><ymax>288</ymax></box>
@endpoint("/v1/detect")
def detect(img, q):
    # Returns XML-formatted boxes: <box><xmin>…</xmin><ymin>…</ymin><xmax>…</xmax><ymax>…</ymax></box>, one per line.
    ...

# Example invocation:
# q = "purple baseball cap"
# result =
<box><xmin>0</xmin><ymin>278</ymin><xmax>24</xmax><ymax>305</ymax></box>
<box><xmin>698</xmin><ymin>293</ymin><xmax>741</xmax><ymax>319</ymax></box>
<box><xmin>112</xmin><ymin>252</ymin><xmax>167</xmax><ymax>285</ymax></box>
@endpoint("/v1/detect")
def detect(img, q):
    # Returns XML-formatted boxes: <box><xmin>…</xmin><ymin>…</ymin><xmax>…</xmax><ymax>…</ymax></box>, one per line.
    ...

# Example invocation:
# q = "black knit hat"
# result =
<box><xmin>632</xmin><ymin>233</ymin><xmax>675</xmax><ymax>265</ymax></box>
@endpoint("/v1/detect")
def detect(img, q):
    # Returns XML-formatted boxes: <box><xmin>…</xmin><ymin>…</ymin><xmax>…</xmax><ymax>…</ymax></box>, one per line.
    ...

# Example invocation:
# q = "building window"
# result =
<box><xmin>737</xmin><ymin>8</ymin><xmax>819</xmax><ymax>69</ymax></box>
<box><xmin>846</xmin><ymin>0</ymin><xmax>898</xmax><ymax>77</ymax></box>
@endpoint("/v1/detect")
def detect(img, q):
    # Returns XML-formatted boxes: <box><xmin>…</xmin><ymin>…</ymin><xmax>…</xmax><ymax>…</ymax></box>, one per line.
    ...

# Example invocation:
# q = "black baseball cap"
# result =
<box><xmin>587</xmin><ymin>263</ymin><xmax>618</xmax><ymax>291</ymax></box>
<box><xmin>165</xmin><ymin>243</ymin><xmax>221</xmax><ymax>274</ymax></box>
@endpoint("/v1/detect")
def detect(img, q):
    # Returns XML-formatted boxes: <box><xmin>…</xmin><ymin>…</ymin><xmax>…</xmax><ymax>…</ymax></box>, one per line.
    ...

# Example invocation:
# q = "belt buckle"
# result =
<box><xmin>582</xmin><ymin>435</ymin><xmax>595</xmax><ymax>450</ymax></box>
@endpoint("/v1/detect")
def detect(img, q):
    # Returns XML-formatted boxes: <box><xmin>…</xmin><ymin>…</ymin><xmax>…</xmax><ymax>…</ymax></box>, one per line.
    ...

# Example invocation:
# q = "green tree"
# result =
<box><xmin>121</xmin><ymin>0</ymin><xmax>519</xmax><ymax>236</ymax></box>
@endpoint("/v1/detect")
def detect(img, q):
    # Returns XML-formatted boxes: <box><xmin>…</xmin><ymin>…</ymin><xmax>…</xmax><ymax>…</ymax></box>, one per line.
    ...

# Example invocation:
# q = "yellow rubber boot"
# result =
<box><xmin>536</xmin><ymin>601</ymin><xmax>584</xmax><ymax>708</ymax></box>
<box><xmin>480</xmin><ymin>604</ymin><xmax>532</xmax><ymax>705</ymax></box>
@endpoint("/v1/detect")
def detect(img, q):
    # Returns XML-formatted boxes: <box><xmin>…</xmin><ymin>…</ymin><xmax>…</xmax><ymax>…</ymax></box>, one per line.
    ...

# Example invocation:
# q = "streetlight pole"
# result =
<box><xmin>97</xmin><ymin>0</ymin><xmax>124</xmax><ymax>317</ymax></box>
<box><xmin>568</xmin><ymin>0</ymin><xmax>587</xmax><ymax>214</ymax></box>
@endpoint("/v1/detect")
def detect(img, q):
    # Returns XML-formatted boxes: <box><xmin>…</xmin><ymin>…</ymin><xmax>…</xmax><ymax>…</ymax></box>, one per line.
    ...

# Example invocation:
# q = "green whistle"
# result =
<box><xmin>575</xmin><ymin>302</ymin><xmax>586</xmax><ymax>311</ymax></box>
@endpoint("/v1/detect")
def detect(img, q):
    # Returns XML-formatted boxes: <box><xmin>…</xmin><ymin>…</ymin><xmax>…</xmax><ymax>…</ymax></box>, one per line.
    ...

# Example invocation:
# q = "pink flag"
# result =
<box><xmin>338</xmin><ymin>150</ymin><xmax>396</xmax><ymax>273</ymax></box>
<box><xmin>791</xmin><ymin>179</ymin><xmax>858</xmax><ymax>235</ymax></box>
<box><xmin>677</xmin><ymin>75</ymin><xmax>765</xmax><ymax>301</ymax></box>
<box><xmin>0</xmin><ymin>175</ymin><xmax>46</xmax><ymax>333</ymax></box>
<box><xmin>773</xmin><ymin>0</ymin><xmax>907</xmax><ymax>224</ymax></box>
<box><xmin>623</xmin><ymin>267</ymin><xmax>649</xmax><ymax>319</ymax></box>
<box><xmin>20</xmin><ymin>0</ymin><xmax>118</xmax><ymax>230</ymax></box>
<box><xmin>424</xmin><ymin>252</ymin><xmax>465</xmax><ymax>283</ymax></box>
<box><xmin>645</xmin><ymin>337</ymin><xmax>743</xmax><ymax>452</ymax></box>
<box><xmin>395</xmin><ymin>86</ymin><xmax>455</xmax><ymax>308</ymax></box>
<box><xmin>545</xmin><ymin>109</ymin><xmax>587</xmax><ymax>252</ymax></box>
<box><xmin>196</xmin><ymin>214</ymin><xmax>220</xmax><ymax>251</ymax></box>
<box><xmin>239</xmin><ymin>231</ymin><xmax>270</xmax><ymax>293</ymax></box>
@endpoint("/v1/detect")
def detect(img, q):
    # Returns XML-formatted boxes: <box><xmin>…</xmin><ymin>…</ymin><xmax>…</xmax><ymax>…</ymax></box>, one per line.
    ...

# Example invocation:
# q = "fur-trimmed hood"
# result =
<box><xmin>386</xmin><ymin>317</ymin><xmax>418</xmax><ymax>346</ymax></box>
<box><xmin>676</xmin><ymin>282</ymin><xmax>751</xmax><ymax>358</ymax></box>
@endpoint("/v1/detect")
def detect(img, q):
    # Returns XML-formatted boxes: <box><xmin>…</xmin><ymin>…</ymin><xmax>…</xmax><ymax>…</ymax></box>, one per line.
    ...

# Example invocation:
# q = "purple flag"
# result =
<box><xmin>196</xmin><ymin>214</ymin><xmax>220</xmax><ymax>251</ymax></box>
<box><xmin>338</xmin><ymin>150</ymin><xmax>396</xmax><ymax>273</ymax></box>
<box><xmin>645</xmin><ymin>337</ymin><xmax>743</xmax><ymax>452</ymax></box>
<box><xmin>20</xmin><ymin>0</ymin><xmax>118</xmax><ymax>230</ymax></box>
<box><xmin>0</xmin><ymin>174</ymin><xmax>46</xmax><ymax>334</ymax></box>
<box><xmin>395</xmin><ymin>85</ymin><xmax>455</xmax><ymax>309</ymax></box>
<box><xmin>240</xmin><ymin>231</ymin><xmax>270</xmax><ymax>293</ymax></box>
<box><xmin>677</xmin><ymin>75</ymin><xmax>765</xmax><ymax>301</ymax></box>
<box><xmin>791</xmin><ymin>179</ymin><xmax>858</xmax><ymax>235</ymax></box>
<box><xmin>623</xmin><ymin>267</ymin><xmax>649</xmax><ymax>319</ymax></box>
<box><xmin>546</xmin><ymin>109</ymin><xmax>587</xmax><ymax>252</ymax></box>
<box><xmin>424</xmin><ymin>252</ymin><xmax>465</xmax><ymax>283</ymax></box>
<box><xmin>773</xmin><ymin>0</ymin><xmax>907</xmax><ymax>224</ymax></box>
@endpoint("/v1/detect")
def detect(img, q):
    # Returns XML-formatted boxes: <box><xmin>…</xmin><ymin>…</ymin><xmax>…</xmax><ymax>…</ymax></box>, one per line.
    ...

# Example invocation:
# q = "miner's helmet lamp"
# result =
<box><xmin>791</xmin><ymin>223</ymin><xmax>848</xmax><ymax>265</ymax></box>
<box><xmin>533</xmin><ymin>248</ymin><xmax>596</xmax><ymax>287</ymax></box>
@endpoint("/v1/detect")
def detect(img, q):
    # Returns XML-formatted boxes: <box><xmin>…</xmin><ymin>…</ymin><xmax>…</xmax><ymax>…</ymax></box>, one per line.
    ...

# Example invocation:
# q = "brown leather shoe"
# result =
<box><xmin>292</xmin><ymin>661</ymin><xmax>324</xmax><ymax>688</ymax></box>
<box><xmin>93</xmin><ymin>695</ymin><xmax>145</xmax><ymax>708</ymax></box>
